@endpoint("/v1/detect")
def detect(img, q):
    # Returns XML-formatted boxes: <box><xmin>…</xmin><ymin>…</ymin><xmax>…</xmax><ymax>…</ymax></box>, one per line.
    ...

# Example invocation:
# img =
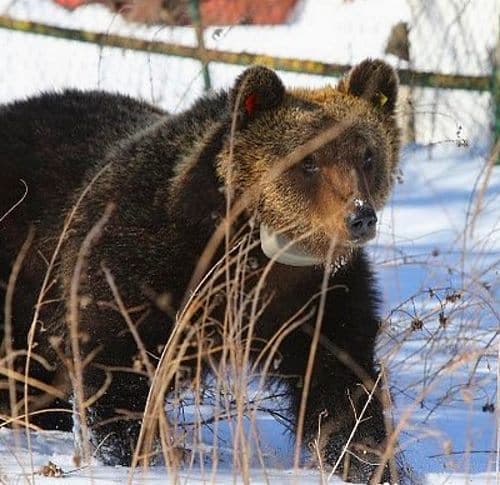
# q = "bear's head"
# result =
<box><xmin>216</xmin><ymin>59</ymin><xmax>400</xmax><ymax>269</ymax></box>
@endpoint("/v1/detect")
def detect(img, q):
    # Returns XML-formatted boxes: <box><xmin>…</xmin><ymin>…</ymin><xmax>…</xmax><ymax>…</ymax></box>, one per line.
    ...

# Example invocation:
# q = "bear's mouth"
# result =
<box><xmin>259</xmin><ymin>224</ymin><xmax>353</xmax><ymax>271</ymax></box>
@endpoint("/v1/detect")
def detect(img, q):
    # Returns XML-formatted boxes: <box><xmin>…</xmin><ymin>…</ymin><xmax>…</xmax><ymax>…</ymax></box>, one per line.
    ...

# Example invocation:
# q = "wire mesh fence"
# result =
<box><xmin>0</xmin><ymin>0</ymin><xmax>498</xmax><ymax>148</ymax></box>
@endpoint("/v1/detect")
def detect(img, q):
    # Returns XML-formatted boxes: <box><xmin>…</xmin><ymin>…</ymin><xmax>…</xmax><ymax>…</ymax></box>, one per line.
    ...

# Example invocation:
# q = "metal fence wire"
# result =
<box><xmin>0</xmin><ymin>0</ymin><xmax>498</xmax><ymax>153</ymax></box>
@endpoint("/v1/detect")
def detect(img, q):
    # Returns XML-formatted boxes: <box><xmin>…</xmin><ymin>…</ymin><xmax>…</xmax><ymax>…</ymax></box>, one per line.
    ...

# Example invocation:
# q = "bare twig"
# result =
<box><xmin>0</xmin><ymin>179</ymin><xmax>28</xmax><ymax>223</ymax></box>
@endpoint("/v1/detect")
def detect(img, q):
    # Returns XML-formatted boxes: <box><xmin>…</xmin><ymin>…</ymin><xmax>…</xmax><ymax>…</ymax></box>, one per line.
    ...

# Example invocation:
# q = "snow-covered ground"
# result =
<box><xmin>375</xmin><ymin>143</ymin><xmax>499</xmax><ymax>483</ymax></box>
<box><xmin>1</xmin><ymin>143</ymin><xmax>497</xmax><ymax>484</ymax></box>
<box><xmin>0</xmin><ymin>0</ymin><xmax>498</xmax><ymax>483</ymax></box>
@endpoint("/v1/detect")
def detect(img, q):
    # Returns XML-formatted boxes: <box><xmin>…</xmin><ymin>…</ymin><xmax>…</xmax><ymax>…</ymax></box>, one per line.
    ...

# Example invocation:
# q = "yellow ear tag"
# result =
<box><xmin>377</xmin><ymin>92</ymin><xmax>388</xmax><ymax>108</ymax></box>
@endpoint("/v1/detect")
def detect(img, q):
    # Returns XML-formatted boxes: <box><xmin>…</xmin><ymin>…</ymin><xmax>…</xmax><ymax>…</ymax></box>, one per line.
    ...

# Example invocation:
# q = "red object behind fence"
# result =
<box><xmin>53</xmin><ymin>0</ymin><xmax>298</xmax><ymax>25</ymax></box>
<box><xmin>55</xmin><ymin>0</ymin><xmax>87</xmax><ymax>7</ymax></box>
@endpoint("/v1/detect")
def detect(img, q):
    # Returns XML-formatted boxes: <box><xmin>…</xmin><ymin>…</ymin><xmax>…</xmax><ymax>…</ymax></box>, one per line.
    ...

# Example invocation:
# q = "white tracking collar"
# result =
<box><xmin>259</xmin><ymin>225</ymin><xmax>323</xmax><ymax>267</ymax></box>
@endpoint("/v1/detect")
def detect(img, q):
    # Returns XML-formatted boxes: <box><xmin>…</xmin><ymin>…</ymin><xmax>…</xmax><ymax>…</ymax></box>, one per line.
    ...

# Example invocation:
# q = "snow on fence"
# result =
<box><xmin>0</xmin><ymin>0</ymin><xmax>498</xmax><ymax>159</ymax></box>
<box><xmin>0</xmin><ymin>15</ymin><xmax>493</xmax><ymax>92</ymax></box>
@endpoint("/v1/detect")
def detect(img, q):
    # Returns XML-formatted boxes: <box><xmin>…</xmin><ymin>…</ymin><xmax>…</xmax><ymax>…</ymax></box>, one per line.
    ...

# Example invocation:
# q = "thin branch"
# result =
<box><xmin>0</xmin><ymin>179</ymin><xmax>28</xmax><ymax>223</ymax></box>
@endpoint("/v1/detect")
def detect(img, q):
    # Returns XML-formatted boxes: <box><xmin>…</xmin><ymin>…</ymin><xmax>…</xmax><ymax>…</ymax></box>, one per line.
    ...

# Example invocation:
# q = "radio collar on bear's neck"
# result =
<box><xmin>259</xmin><ymin>225</ymin><xmax>323</xmax><ymax>267</ymax></box>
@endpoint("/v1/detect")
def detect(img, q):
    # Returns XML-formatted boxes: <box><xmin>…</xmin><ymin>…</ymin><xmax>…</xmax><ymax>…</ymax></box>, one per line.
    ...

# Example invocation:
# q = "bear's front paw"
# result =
<box><xmin>316</xmin><ymin>435</ymin><xmax>393</xmax><ymax>484</ymax></box>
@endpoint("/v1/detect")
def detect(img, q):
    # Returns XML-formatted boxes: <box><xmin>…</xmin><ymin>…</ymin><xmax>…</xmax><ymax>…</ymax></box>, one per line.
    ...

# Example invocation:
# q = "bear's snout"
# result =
<box><xmin>345</xmin><ymin>205</ymin><xmax>377</xmax><ymax>242</ymax></box>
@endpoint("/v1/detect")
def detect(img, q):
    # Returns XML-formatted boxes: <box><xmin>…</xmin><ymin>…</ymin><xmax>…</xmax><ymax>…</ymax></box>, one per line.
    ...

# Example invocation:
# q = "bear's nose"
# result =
<box><xmin>346</xmin><ymin>206</ymin><xmax>377</xmax><ymax>241</ymax></box>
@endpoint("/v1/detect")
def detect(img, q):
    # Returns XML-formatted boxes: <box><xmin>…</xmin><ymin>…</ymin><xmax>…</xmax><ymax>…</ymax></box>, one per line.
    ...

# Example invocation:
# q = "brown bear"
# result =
<box><xmin>0</xmin><ymin>59</ymin><xmax>400</xmax><ymax>482</ymax></box>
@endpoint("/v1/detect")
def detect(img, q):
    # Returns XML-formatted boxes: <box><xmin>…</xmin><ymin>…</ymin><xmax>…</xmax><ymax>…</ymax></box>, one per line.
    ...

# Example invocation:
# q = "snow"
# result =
<box><xmin>0</xmin><ymin>0</ymin><xmax>498</xmax><ymax>483</ymax></box>
<box><xmin>0</xmin><ymin>0</ymin><xmax>498</xmax><ymax>142</ymax></box>
<box><xmin>0</xmin><ymin>427</ymin><xmax>337</xmax><ymax>484</ymax></box>
<box><xmin>373</xmin><ymin>143</ymin><xmax>499</xmax><ymax>482</ymax></box>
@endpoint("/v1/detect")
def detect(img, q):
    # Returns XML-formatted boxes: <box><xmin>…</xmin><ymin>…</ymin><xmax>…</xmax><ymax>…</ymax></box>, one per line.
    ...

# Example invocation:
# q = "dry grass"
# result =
<box><xmin>0</xmin><ymin>6</ymin><xmax>498</xmax><ymax>478</ymax></box>
<box><xmin>0</xmin><ymin>109</ymin><xmax>499</xmax><ymax>485</ymax></box>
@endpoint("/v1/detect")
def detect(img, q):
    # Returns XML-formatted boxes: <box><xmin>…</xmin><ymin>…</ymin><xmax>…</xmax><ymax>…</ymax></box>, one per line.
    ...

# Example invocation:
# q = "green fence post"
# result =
<box><xmin>493</xmin><ymin>30</ymin><xmax>500</xmax><ymax>163</ymax></box>
<box><xmin>189</xmin><ymin>0</ymin><xmax>211</xmax><ymax>91</ymax></box>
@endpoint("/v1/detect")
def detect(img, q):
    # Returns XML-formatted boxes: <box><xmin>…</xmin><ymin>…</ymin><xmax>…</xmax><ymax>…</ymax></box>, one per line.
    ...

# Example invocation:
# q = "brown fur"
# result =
<box><xmin>217</xmin><ymin>63</ymin><xmax>399</xmax><ymax>262</ymax></box>
<box><xmin>1</xmin><ymin>60</ymin><xmax>402</xmax><ymax>482</ymax></box>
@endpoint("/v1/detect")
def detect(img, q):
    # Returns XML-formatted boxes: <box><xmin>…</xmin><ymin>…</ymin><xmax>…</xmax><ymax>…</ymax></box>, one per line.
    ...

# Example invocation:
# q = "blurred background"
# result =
<box><xmin>0</xmin><ymin>0</ymin><xmax>498</xmax><ymax>150</ymax></box>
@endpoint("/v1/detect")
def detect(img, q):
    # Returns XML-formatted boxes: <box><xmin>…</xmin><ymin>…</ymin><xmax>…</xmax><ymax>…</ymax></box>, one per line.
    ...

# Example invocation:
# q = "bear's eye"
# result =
<box><xmin>363</xmin><ymin>149</ymin><xmax>374</xmax><ymax>171</ymax></box>
<box><xmin>301</xmin><ymin>156</ymin><xmax>319</xmax><ymax>176</ymax></box>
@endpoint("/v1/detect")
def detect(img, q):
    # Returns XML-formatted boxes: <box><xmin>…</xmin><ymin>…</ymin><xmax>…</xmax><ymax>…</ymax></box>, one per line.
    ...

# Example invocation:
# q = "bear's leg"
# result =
<box><xmin>70</xmin><ymin>305</ymin><xmax>152</xmax><ymax>465</ymax></box>
<box><xmin>73</xmin><ymin>300</ymin><xmax>175</xmax><ymax>466</ymax></box>
<box><xmin>278</xmin><ymin>333</ymin><xmax>393</xmax><ymax>483</ymax></box>
<box><xmin>81</xmin><ymin>366</ymin><xmax>151</xmax><ymax>466</ymax></box>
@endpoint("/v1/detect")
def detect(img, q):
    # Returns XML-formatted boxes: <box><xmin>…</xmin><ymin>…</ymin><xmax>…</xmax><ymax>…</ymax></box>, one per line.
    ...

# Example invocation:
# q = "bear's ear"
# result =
<box><xmin>229</xmin><ymin>65</ymin><xmax>285</xmax><ymax>128</ymax></box>
<box><xmin>337</xmin><ymin>59</ymin><xmax>398</xmax><ymax>114</ymax></box>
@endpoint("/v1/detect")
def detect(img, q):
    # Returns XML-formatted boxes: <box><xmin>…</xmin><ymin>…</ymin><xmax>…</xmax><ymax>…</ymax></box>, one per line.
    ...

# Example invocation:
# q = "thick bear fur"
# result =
<box><xmin>0</xmin><ymin>60</ymin><xmax>400</xmax><ymax>482</ymax></box>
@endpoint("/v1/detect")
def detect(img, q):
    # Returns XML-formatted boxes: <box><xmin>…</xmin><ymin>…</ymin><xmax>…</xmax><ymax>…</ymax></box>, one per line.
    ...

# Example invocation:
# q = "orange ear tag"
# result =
<box><xmin>377</xmin><ymin>92</ymin><xmax>388</xmax><ymax>108</ymax></box>
<box><xmin>244</xmin><ymin>93</ymin><xmax>257</xmax><ymax>116</ymax></box>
